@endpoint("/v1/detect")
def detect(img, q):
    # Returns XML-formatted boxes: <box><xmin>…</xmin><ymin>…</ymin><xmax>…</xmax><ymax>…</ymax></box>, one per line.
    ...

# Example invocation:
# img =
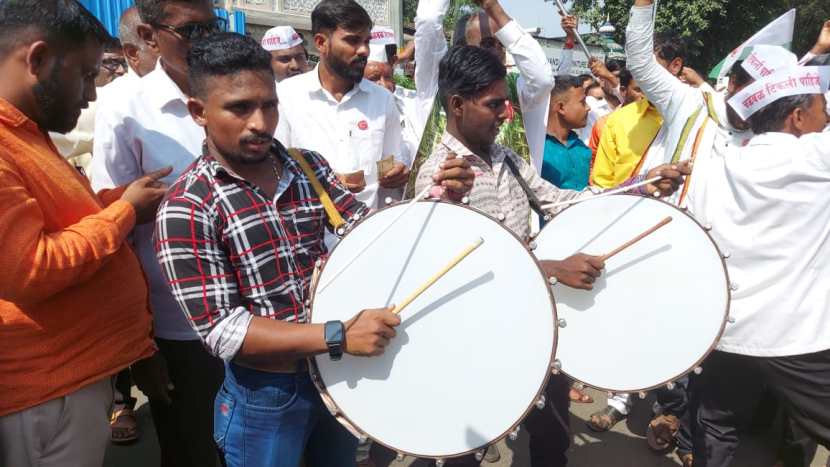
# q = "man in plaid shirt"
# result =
<box><xmin>154</xmin><ymin>32</ymin><xmax>473</xmax><ymax>467</ymax></box>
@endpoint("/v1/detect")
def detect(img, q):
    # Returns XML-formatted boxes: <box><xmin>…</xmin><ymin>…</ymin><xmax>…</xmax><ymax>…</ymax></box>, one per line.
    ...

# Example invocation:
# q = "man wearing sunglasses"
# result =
<box><xmin>89</xmin><ymin>1</ymin><xmax>225</xmax><ymax>466</ymax></box>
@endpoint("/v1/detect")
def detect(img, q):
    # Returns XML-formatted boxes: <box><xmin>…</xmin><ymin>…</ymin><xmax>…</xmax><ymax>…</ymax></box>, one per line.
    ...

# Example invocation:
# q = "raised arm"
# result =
<box><xmin>626</xmin><ymin>0</ymin><xmax>696</xmax><ymax>122</ymax></box>
<box><xmin>414</xmin><ymin>0</ymin><xmax>450</xmax><ymax>117</ymax></box>
<box><xmin>485</xmin><ymin>0</ymin><xmax>555</xmax><ymax>109</ymax></box>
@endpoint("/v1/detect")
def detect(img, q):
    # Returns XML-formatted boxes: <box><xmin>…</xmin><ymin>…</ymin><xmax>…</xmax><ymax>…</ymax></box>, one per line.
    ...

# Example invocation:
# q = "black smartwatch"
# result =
<box><xmin>324</xmin><ymin>320</ymin><xmax>345</xmax><ymax>361</ymax></box>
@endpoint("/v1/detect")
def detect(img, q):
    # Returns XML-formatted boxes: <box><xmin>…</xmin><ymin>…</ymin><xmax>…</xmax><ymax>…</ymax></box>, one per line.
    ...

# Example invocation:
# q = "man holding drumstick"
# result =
<box><xmin>154</xmin><ymin>33</ymin><xmax>475</xmax><ymax>467</ymax></box>
<box><xmin>415</xmin><ymin>44</ymin><xmax>690</xmax><ymax>467</ymax></box>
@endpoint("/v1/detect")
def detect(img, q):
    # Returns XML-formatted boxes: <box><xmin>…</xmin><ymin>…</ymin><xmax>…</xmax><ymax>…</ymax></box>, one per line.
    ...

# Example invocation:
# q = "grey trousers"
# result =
<box><xmin>0</xmin><ymin>377</ymin><xmax>113</xmax><ymax>467</ymax></box>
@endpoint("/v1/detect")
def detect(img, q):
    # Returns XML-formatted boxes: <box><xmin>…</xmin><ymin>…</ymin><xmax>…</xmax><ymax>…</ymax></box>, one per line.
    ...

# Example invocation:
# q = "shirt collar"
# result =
<box><xmin>204</xmin><ymin>139</ymin><xmax>303</xmax><ymax>181</ymax></box>
<box><xmin>440</xmin><ymin>131</ymin><xmax>504</xmax><ymax>165</ymax></box>
<box><xmin>145</xmin><ymin>60</ymin><xmax>189</xmax><ymax>109</ymax></box>
<box><xmin>0</xmin><ymin>97</ymin><xmax>33</xmax><ymax>129</ymax></box>
<box><xmin>546</xmin><ymin>131</ymin><xmax>582</xmax><ymax>148</ymax></box>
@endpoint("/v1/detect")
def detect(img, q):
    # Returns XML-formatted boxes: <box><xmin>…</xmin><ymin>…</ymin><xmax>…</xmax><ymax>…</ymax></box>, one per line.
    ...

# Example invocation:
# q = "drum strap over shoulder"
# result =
<box><xmin>502</xmin><ymin>155</ymin><xmax>546</xmax><ymax>218</ymax></box>
<box><xmin>287</xmin><ymin>148</ymin><xmax>347</xmax><ymax>232</ymax></box>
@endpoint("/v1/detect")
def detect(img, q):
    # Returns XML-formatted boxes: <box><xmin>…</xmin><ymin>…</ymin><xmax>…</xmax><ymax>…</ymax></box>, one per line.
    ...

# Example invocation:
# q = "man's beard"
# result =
<box><xmin>33</xmin><ymin>59</ymin><xmax>81</xmax><ymax>133</ymax></box>
<box><xmin>327</xmin><ymin>53</ymin><xmax>367</xmax><ymax>83</ymax></box>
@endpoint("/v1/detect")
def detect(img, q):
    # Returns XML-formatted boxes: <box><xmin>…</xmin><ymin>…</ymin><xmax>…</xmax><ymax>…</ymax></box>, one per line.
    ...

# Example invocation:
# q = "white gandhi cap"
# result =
<box><xmin>261</xmin><ymin>26</ymin><xmax>303</xmax><ymax>52</ymax></box>
<box><xmin>368</xmin><ymin>26</ymin><xmax>396</xmax><ymax>64</ymax></box>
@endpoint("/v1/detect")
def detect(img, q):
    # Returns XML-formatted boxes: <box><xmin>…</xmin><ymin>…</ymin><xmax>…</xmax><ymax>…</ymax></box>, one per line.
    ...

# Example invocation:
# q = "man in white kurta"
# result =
<box><xmin>678</xmin><ymin>44</ymin><xmax>830</xmax><ymax>467</ymax></box>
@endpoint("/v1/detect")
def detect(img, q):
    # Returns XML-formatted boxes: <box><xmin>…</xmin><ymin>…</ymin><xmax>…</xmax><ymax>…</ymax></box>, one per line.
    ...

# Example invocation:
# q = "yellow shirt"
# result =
<box><xmin>591</xmin><ymin>99</ymin><xmax>663</xmax><ymax>188</ymax></box>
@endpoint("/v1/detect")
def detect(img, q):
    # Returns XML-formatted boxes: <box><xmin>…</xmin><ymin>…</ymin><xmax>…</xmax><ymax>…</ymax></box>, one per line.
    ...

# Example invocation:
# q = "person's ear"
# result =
<box><xmin>314</xmin><ymin>32</ymin><xmax>329</xmax><ymax>56</ymax></box>
<box><xmin>25</xmin><ymin>41</ymin><xmax>52</xmax><ymax>80</ymax></box>
<box><xmin>449</xmin><ymin>95</ymin><xmax>465</xmax><ymax>118</ymax></box>
<box><xmin>187</xmin><ymin>96</ymin><xmax>208</xmax><ymax>127</ymax></box>
<box><xmin>123</xmin><ymin>44</ymin><xmax>140</xmax><ymax>72</ymax></box>
<box><xmin>137</xmin><ymin>24</ymin><xmax>159</xmax><ymax>54</ymax></box>
<box><xmin>670</xmin><ymin>58</ymin><xmax>684</xmax><ymax>76</ymax></box>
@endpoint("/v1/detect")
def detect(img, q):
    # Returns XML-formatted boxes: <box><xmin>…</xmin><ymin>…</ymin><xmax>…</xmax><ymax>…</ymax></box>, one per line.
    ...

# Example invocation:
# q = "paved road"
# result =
<box><xmin>105</xmin><ymin>388</ymin><xmax>828</xmax><ymax>467</ymax></box>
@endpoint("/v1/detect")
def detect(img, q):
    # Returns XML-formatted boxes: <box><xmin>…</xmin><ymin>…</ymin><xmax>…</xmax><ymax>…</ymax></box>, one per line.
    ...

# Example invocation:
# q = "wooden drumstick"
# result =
<box><xmin>392</xmin><ymin>237</ymin><xmax>485</xmax><ymax>315</ymax></box>
<box><xmin>600</xmin><ymin>216</ymin><xmax>673</xmax><ymax>262</ymax></box>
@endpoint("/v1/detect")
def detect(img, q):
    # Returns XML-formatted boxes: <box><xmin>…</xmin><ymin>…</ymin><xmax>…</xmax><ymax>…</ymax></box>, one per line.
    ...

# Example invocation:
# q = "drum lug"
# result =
<box><xmin>722</xmin><ymin>250</ymin><xmax>731</xmax><ymax>259</ymax></box>
<box><xmin>509</xmin><ymin>427</ymin><xmax>520</xmax><ymax>441</ymax></box>
<box><xmin>727</xmin><ymin>316</ymin><xmax>736</xmax><ymax>324</ymax></box>
<box><xmin>395</xmin><ymin>453</ymin><xmax>405</xmax><ymax>462</ymax></box>
<box><xmin>474</xmin><ymin>450</ymin><xmax>485</xmax><ymax>462</ymax></box>
<box><xmin>638</xmin><ymin>391</ymin><xmax>647</xmax><ymax>400</ymax></box>
<box><xmin>352</xmin><ymin>213</ymin><xmax>361</xmax><ymax>222</ymax></box>
<box><xmin>335</xmin><ymin>226</ymin><xmax>347</xmax><ymax>237</ymax></box>
<box><xmin>385</xmin><ymin>197</ymin><xmax>394</xmax><ymax>206</ymax></box>
<box><xmin>607</xmin><ymin>391</ymin><xmax>615</xmax><ymax>399</ymax></box>
<box><xmin>543</xmin><ymin>214</ymin><xmax>553</xmax><ymax>222</ymax></box>
<box><xmin>704</xmin><ymin>223</ymin><xmax>713</xmax><ymax>231</ymax></box>
<box><xmin>528</xmin><ymin>241</ymin><xmax>538</xmax><ymax>251</ymax></box>
<box><xmin>358</xmin><ymin>434</ymin><xmax>369</xmax><ymax>445</ymax></box>
<box><xmin>666</xmin><ymin>381</ymin><xmax>676</xmax><ymax>390</ymax></box>
<box><xmin>574</xmin><ymin>382</ymin><xmax>585</xmax><ymax>391</ymax></box>
<box><xmin>549</xmin><ymin>276</ymin><xmax>558</xmax><ymax>286</ymax></box>
<box><xmin>730</xmin><ymin>282</ymin><xmax>739</xmax><ymax>292</ymax></box>
<box><xmin>461</xmin><ymin>196</ymin><xmax>470</xmax><ymax>205</ymax></box>
<box><xmin>551</xmin><ymin>359</ymin><xmax>562</xmax><ymax>375</ymax></box>
<box><xmin>497</xmin><ymin>212</ymin><xmax>506</xmax><ymax>222</ymax></box>
<box><xmin>694</xmin><ymin>366</ymin><xmax>704</xmax><ymax>375</ymax></box>
<box><xmin>536</xmin><ymin>395</ymin><xmax>546</xmax><ymax>410</ymax></box>
<box><xmin>436</xmin><ymin>459</ymin><xmax>446</xmax><ymax>467</ymax></box>
<box><xmin>558</xmin><ymin>319</ymin><xmax>567</xmax><ymax>329</ymax></box>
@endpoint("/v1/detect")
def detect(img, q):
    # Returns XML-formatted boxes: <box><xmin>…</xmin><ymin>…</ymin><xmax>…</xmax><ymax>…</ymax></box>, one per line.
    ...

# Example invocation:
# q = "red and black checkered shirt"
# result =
<box><xmin>154</xmin><ymin>141</ymin><xmax>368</xmax><ymax>360</ymax></box>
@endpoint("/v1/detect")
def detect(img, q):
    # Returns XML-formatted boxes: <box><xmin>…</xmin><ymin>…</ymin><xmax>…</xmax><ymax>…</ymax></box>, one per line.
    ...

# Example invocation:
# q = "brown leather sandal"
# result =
<box><xmin>587</xmin><ymin>406</ymin><xmax>626</xmax><ymax>432</ymax></box>
<box><xmin>110</xmin><ymin>407</ymin><xmax>140</xmax><ymax>444</ymax></box>
<box><xmin>647</xmin><ymin>414</ymin><xmax>680</xmax><ymax>451</ymax></box>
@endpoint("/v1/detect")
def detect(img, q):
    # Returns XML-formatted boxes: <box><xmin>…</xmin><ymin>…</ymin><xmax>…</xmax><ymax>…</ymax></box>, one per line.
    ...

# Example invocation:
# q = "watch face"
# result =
<box><xmin>326</xmin><ymin>321</ymin><xmax>343</xmax><ymax>343</ymax></box>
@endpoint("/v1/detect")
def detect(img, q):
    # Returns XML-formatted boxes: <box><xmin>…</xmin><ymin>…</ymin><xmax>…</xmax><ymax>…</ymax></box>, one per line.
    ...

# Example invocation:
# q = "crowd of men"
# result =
<box><xmin>0</xmin><ymin>0</ymin><xmax>828</xmax><ymax>466</ymax></box>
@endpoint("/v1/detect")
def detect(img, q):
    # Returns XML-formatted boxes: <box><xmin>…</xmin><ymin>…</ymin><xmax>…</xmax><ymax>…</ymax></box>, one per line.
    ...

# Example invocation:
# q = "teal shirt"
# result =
<box><xmin>541</xmin><ymin>131</ymin><xmax>592</xmax><ymax>190</ymax></box>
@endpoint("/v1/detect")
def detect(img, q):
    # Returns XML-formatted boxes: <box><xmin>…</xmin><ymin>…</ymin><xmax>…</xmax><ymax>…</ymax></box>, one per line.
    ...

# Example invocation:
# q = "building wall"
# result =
<box><xmin>219</xmin><ymin>0</ymin><xmax>401</xmax><ymax>55</ymax></box>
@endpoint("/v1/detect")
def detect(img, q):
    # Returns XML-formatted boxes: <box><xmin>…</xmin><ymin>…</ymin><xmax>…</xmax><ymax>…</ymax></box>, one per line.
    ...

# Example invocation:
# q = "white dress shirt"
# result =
<box><xmin>626</xmin><ymin>4</ymin><xmax>753</xmax><ymax>206</ymax></box>
<box><xmin>414</xmin><ymin>0</ymin><xmax>555</xmax><ymax>172</ymax></box>
<box><xmin>394</xmin><ymin>86</ymin><xmax>421</xmax><ymax>166</ymax></box>
<box><xmin>276</xmin><ymin>67</ymin><xmax>402</xmax><ymax>209</ymax></box>
<box><xmin>89</xmin><ymin>62</ymin><xmax>205</xmax><ymax>341</ymax></box>
<box><xmin>697</xmin><ymin>132</ymin><xmax>830</xmax><ymax>357</ymax></box>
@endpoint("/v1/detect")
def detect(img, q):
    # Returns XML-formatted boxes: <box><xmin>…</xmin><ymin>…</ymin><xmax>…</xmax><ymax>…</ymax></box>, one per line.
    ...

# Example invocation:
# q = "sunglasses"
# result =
<box><xmin>101</xmin><ymin>57</ymin><xmax>127</xmax><ymax>73</ymax></box>
<box><xmin>153</xmin><ymin>17</ymin><xmax>227</xmax><ymax>41</ymax></box>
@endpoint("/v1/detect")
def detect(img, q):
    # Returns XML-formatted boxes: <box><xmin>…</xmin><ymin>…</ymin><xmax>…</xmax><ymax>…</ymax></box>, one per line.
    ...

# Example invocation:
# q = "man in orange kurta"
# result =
<box><xmin>0</xmin><ymin>2</ymin><xmax>171</xmax><ymax>466</ymax></box>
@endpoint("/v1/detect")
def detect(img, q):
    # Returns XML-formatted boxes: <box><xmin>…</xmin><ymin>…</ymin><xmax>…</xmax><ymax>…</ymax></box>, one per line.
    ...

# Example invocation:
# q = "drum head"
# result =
<box><xmin>310</xmin><ymin>201</ymin><xmax>556</xmax><ymax>459</ymax></box>
<box><xmin>535</xmin><ymin>195</ymin><xmax>729</xmax><ymax>392</ymax></box>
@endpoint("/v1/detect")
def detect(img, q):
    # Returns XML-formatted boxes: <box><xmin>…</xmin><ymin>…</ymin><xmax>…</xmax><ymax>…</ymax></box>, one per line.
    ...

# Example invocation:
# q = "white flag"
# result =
<box><xmin>718</xmin><ymin>9</ymin><xmax>796</xmax><ymax>78</ymax></box>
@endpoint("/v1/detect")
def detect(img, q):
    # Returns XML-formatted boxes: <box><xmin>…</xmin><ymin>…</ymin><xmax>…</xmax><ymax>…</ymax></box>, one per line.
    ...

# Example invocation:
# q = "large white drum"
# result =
<box><xmin>534</xmin><ymin>195</ymin><xmax>729</xmax><ymax>393</ymax></box>
<box><xmin>309</xmin><ymin>201</ymin><xmax>556</xmax><ymax>460</ymax></box>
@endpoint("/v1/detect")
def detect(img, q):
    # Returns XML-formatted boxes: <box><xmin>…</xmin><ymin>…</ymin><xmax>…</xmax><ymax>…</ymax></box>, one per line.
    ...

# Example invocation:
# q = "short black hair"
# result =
<box><xmin>438</xmin><ymin>45</ymin><xmax>506</xmax><ymax>111</ymax></box>
<box><xmin>0</xmin><ymin>0</ymin><xmax>110</xmax><ymax>56</ymax></box>
<box><xmin>452</xmin><ymin>8</ymin><xmax>479</xmax><ymax>47</ymax></box>
<box><xmin>728</xmin><ymin>60</ymin><xmax>753</xmax><ymax>89</ymax></box>
<box><xmin>136</xmin><ymin>0</ymin><xmax>210</xmax><ymax>26</ymax></box>
<box><xmin>619</xmin><ymin>69</ymin><xmax>634</xmax><ymax>88</ymax></box>
<box><xmin>187</xmin><ymin>32</ymin><xmax>273</xmax><ymax>99</ymax></box>
<box><xmin>577</xmin><ymin>74</ymin><xmax>594</xmax><ymax>86</ymax></box>
<box><xmin>747</xmin><ymin>94</ymin><xmax>814</xmax><ymax>135</ymax></box>
<box><xmin>654</xmin><ymin>31</ymin><xmax>687</xmax><ymax>64</ymax></box>
<box><xmin>311</xmin><ymin>0</ymin><xmax>373</xmax><ymax>36</ymax></box>
<box><xmin>551</xmin><ymin>75</ymin><xmax>584</xmax><ymax>100</ymax></box>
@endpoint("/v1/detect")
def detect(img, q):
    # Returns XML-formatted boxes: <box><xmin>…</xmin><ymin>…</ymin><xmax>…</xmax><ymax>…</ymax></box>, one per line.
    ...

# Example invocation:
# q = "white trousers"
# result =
<box><xmin>607</xmin><ymin>393</ymin><xmax>634</xmax><ymax>416</ymax></box>
<box><xmin>0</xmin><ymin>378</ymin><xmax>113</xmax><ymax>467</ymax></box>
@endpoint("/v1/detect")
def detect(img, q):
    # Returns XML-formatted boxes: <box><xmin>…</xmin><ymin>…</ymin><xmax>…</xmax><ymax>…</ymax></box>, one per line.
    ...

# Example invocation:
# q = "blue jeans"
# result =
<box><xmin>214</xmin><ymin>363</ymin><xmax>358</xmax><ymax>467</ymax></box>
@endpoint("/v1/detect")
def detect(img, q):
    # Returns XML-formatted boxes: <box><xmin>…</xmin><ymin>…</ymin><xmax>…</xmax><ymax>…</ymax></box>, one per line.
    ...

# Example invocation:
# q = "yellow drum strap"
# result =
<box><xmin>287</xmin><ymin>148</ymin><xmax>346</xmax><ymax>231</ymax></box>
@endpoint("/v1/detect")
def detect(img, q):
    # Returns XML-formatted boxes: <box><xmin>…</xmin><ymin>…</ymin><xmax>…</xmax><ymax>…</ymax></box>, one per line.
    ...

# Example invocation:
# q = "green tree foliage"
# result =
<box><xmin>569</xmin><ymin>0</ymin><xmax>827</xmax><ymax>73</ymax></box>
<box><xmin>403</xmin><ymin>0</ymin><xmax>478</xmax><ymax>33</ymax></box>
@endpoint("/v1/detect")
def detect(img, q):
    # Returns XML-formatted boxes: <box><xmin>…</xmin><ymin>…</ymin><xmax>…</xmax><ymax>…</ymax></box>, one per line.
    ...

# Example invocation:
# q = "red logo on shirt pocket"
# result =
<box><xmin>358</xmin><ymin>120</ymin><xmax>369</xmax><ymax>131</ymax></box>
<box><xmin>220</xmin><ymin>403</ymin><xmax>230</xmax><ymax>416</ymax></box>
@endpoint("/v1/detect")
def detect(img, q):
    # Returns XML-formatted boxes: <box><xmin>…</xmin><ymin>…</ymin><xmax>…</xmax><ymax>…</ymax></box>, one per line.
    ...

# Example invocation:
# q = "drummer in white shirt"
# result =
<box><xmin>680</xmin><ymin>44</ymin><xmax>830</xmax><ymax>466</ymax></box>
<box><xmin>261</xmin><ymin>25</ymin><xmax>310</xmax><ymax>83</ymax></box>
<box><xmin>276</xmin><ymin>0</ymin><xmax>408</xmax><ymax>210</ymax></box>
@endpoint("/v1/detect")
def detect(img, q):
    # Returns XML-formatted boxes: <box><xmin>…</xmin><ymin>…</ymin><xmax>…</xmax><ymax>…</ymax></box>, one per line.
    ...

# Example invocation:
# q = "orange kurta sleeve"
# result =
<box><xmin>0</xmin><ymin>159</ymin><xmax>136</xmax><ymax>304</ymax></box>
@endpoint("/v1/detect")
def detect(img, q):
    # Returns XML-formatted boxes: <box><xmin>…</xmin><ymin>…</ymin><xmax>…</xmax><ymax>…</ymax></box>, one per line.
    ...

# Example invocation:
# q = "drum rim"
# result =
<box><xmin>307</xmin><ymin>199</ymin><xmax>559</xmax><ymax>460</ymax></box>
<box><xmin>537</xmin><ymin>193</ymin><xmax>732</xmax><ymax>394</ymax></box>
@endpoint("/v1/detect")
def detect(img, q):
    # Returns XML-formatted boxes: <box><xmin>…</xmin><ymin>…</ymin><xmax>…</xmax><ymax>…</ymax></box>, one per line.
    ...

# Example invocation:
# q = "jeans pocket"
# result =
<box><xmin>213</xmin><ymin>386</ymin><xmax>236</xmax><ymax>451</ymax></box>
<box><xmin>244</xmin><ymin>377</ymin><xmax>299</xmax><ymax>411</ymax></box>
